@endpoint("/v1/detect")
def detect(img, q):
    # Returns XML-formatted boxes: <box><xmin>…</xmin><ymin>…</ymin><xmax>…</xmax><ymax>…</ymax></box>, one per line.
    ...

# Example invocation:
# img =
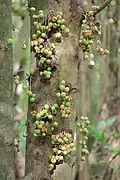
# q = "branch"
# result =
<box><xmin>101</xmin><ymin>154</ymin><xmax>118</xmax><ymax>180</ymax></box>
<box><xmin>93</xmin><ymin>0</ymin><xmax>112</xmax><ymax>16</ymax></box>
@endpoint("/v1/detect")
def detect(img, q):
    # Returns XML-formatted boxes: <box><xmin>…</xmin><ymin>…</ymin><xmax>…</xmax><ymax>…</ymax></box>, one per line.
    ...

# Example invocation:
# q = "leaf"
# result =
<box><xmin>105</xmin><ymin>116</ymin><xmax>116</xmax><ymax>126</ymax></box>
<box><xmin>12</xmin><ymin>10</ymin><xmax>25</xmax><ymax>18</ymax></box>
<box><xmin>89</xmin><ymin>125</ymin><xmax>104</xmax><ymax>142</ymax></box>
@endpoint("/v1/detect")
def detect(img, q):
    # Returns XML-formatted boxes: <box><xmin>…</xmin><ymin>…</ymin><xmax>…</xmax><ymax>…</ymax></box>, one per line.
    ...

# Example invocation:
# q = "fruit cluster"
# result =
<box><xmin>14</xmin><ymin>74</ymin><xmax>37</xmax><ymax>103</ymax></box>
<box><xmin>14</xmin><ymin>138</ymin><xmax>20</xmax><ymax>154</ymax></box>
<box><xmin>79</xmin><ymin>6</ymin><xmax>109</xmax><ymax>67</ymax></box>
<box><xmin>49</xmin><ymin>132</ymin><xmax>75</xmax><ymax>172</ymax></box>
<box><xmin>14</xmin><ymin>75</ymin><xmax>20</xmax><ymax>85</ymax></box>
<box><xmin>30</xmin><ymin>9</ymin><xmax>69</xmax><ymax>80</ymax></box>
<box><xmin>26</xmin><ymin>90</ymin><xmax>36</xmax><ymax>103</ymax></box>
<box><xmin>96</xmin><ymin>46</ymin><xmax>109</xmax><ymax>55</ymax></box>
<box><xmin>56</xmin><ymin>80</ymin><xmax>72</xmax><ymax>119</ymax></box>
<box><xmin>76</xmin><ymin>116</ymin><xmax>90</xmax><ymax>161</ymax></box>
<box><xmin>32</xmin><ymin>103</ymin><xmax>59</xmax><ymax>136</ymax></box>
<box><xmin>34</xmin><ymin>120</ymin><xmax>48</xmax><ymax>137</ymax></box>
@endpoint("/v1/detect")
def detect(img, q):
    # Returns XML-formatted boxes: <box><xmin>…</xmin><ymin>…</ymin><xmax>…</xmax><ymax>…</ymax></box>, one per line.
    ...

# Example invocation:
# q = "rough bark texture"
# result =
<box><xmin>0</xmin><ymin>0</ymin><xmax>15</xmax><ymax>179</ymax></box>
<box><xmin>25</xmin><ymin>0</ymin><xmax>85</xmax><ymax>179</ymax></box>
<box><xmin>75</xmin><ymin>61</ymin><xmax>89</xmax><ymax>180</ymax></box>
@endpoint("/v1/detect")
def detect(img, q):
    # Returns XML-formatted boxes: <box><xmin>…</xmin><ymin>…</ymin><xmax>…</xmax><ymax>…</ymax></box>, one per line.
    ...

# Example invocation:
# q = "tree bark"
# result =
<box><xmin>25</xmin><ymin>0</ymin><xmax>85</xmax><ymax>179</ymax></box>
<box><xmin>0</xmin><ymin>0</ymin><xmax>15</xmax><ymax>179</ymax></box>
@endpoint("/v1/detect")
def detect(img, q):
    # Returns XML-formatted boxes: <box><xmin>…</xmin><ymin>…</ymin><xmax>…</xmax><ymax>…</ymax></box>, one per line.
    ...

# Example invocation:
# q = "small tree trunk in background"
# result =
<box><xmin>25</xmin><ymin>0</ymin><xmax>85</xmax><ymax>179</ymax></box>
<box><xmin>0</xmin><ymin>0</ymin><xmax>15</xmax><ymax>179</ymax></box>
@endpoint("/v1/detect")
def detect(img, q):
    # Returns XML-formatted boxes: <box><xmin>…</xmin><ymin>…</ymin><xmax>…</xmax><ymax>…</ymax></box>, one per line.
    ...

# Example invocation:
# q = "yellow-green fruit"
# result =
<box><xmin>53</xmin><ymin>122</ymin><xmax>59</xmax><ymax>127</ymax></box>
<box><xmin>30</xmin><ymin>97</ymin><xmax>36</xmax><ymax>102</ymax></box>
<box><xmin>61</xmin><ymin>92</ymin><xmax>66</xmax><ymax>98</ymax></box>
<box><xmin>8</xmin><ymin>38</ymin><xmax>13</xmax><ymax>44</ymax></box>
<box><xmin>14</xmin><ymin>79</ymin><xmax>20</xmax><ymax>85</ymax></box>
<box><xmin>27</xmin><ymin>90</ymin><xmax>33</xmax><ymax>96</ymax></box>
<box><xmin>30</xmin><ymin>7</ymin><xmax>36</xmax><ymax>11</ymax></box>
<box><xmin>44</xmin><ymin>104</ymin><xmax>50</xmax><ymax>110</ymax></box>
<box><xmin>22</xmin><ymin>44</ymin><xmax>27</xmax><ymax>49</ymax></box>
<box><xmin>60</xmin><ymin>80</ymin><xmax>66</xmax><ymax>85</ymax></box>
<box><xmin>22</xmin><ymin>84</ymin><xmax>28</xmax><ymax>90</ymax></box>
<box><xmin>39</xmin><ymin>13</ymin><xmax>44</xmax><ymax>19</ymax></box>
<box><xmin>48</xmin><ymin>114</ymin><xmax>53</xmax><ymax>120</ymax></box>
<box><xmin>56</xmin><ymin>92</ymin><xmax>61</xmax><ymax>98</ymax></box>
<box><xmin>36</xmin><ymin>113</ymin><xmax>41</xmax><ymax>119</ymax></box>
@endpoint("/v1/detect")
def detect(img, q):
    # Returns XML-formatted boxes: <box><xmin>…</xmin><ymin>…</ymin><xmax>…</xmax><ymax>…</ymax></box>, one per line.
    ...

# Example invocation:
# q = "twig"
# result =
<box><xmin>101</xmin><ymin>154</ymin><xmax>118</xmax><ymax>180</ymax></box>
<box><xmin>93</xmin><ymin>0</ymin><xmax>112</xmax><ymax>16</ymax></box>
<box><xmin>12</xmin><ymin>24</ymin><xmax>27</xmax><ymax>37</ymax></box>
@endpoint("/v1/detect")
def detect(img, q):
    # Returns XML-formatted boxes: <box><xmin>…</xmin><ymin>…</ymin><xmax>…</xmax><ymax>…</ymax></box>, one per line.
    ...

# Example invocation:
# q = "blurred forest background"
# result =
<box><xmin>12</xmin><ymin>0</ymin><xmax>120</xmax><ymax>180</ymax></box>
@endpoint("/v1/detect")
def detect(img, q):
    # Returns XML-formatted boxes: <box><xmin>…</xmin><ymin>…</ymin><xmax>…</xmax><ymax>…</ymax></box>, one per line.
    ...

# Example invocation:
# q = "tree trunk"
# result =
<box><xmin>0</xmin><ymin>0</ymin><xmax>15</xmax><ymax>179</ymax></box>
<box><xmin>25</xmin><ymin>0</ymin><xmax>85</xmax><ymax>179</ymax></box>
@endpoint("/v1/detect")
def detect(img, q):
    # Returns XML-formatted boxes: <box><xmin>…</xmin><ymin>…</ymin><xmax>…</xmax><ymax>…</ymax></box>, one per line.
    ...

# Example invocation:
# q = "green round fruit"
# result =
<box><xmin>48</xmin><ymin>114</ymin><xmax>53</xmax><ymax>120</ymax></box>
<box><xmin>39</xmin><ymin>13</ymin><xmax>44</xmax><ymax>19</ymax></box>
<box><xmin>44</xmin><ymin>49</ymin><xmax>49</xmax><ymax>55</ymax></box>
<box><xmin>53</xmin><ymin>122</ymin><xmax>59</xmax><ymax>127</ymax></box>
<box><xmin>14</xmin><ymin>75</ymin><xmax>20</xmax><ymax>80</ymax></box>
<box><xmin>40</xmin><ymin>121</ymin><xmax>45</xmax><ymax>125</ymax></box>
<box><xmin>36</xmin><ymin>113</ymin><xmax>41</xmax><ymax>119</ymax></box>
<box><xmin>56</xmin><ymin>92</ymin><xmax>61</xmax><ymax>98</ymax></box>
<box><xmin>22</xmin><ymin>84</ymin><xmax>28</xmax><ymax>90</ymax></box>
<box><xmin>30</xmin><ymin>7</ymin><xmax>36</xmax><ymax>11</ymax></box>
<box><xmin>59</xmin><ymin>85</ymin><xmax>65</xmax><ymax>91</ymax></box>
<box><xmin>41</xmin><ymin>33</ymin><xmax>46</xmax><ymax>38</ymax></box>
<box><xmin>32</xmin><ymin>94</ymin><xmax>36</xmax><ymax>98</ymax></box>
<box><xmin>60</xmin><ymin>104</ymin><xmax>65</xmax><ymax>109</ymax></box>
<box><xmin>40</xmin><ymin>72</ymin><xmax>43</xmax><ymax>76</ymax></box>
<box><xmin>40</xmin><ymin>111</ymin><xmax>44</xmax><ymax>116</ymax></box>
<box><xmin>46</xmin><ymin>59</ymin><xmax>51</xmax><ymax>64</ymax></box>
<box><xmin>46</xmin><ymin>74</ymin><xmax>51</xmax><ymax>79</ymax></box>
<box><xmin>61</xmin><ymin>19</ymin><xmax>65</xmax><ymax>24</ymax></box>
<box><xmin>44</xmin><ymin>104</ymin><xmax>50</xmax><ymax>110</ymax></box>
<box><xmin>39</xmin><ymin>10</ymin><xmax>44</xmax><ymax>14</ymax></box>
<box><xmin>51</xmin><ymin>106</ymin><xmax>55</xmax><ymax>111</ymax></box>
<box><xmin>36</xmin><ymin>30</ymin><xmax>41</xmax><ymax>35</ymax></box>
<box><xmin>66</xmin><ymin>102</ymin><xmax>70</xmax><ymax>107</ymax></box>
<box><xmin>27</xmin><ymin>90</ymin><xmax>33</xmax><ymax>96</ymax></box>
<box><xmin>14</xmin><ymin>79</ymin><xmax>20</xmax><ymax>85</ymax></box>
<box><xmin>34</xmin><ymin>133</ymin><xmax>38</xmax><ymax>137</ymax></box>
<box><xmin>43</xmin><ymin>109</ymin><xmax>47</xmax><ymax>115</ymax></box>
<box><xmin>60</xmin><ymin>80</ymin><xmax>66</xmax><ymax>85</ymax></box>
<box><xmin>51</xmin><ymin>127</ymin><xmax>55</xmax><ymax>131</ymax></box>
<box><xmin>30</xmin><ymin>97</ymin><xmax>36</xmax><ymax>102</ymax></box>
<box><xmin>64</xmin><ymin>28</ymin><xmax>69</xmax><ymax>34</ymax></box>
<box><xmin>35</xmin><ymin>129</ymin><xmax>40</xmax><ymax>134</ymax></box>
<box><xmin>47</xmin><ymin>50</ymin><xmax>52</xmax><ymax>57</ymax></box>
<box><xmin>35</xmin><ymin>120</ymin><xmax>39</xmax><ymax>125</ymax></box>
<box><xmin>8</xmin><ymin>38</ymin><xmax>13</xmax><ymax>44</ymax></box>
<box><xmin>60</xmin><ymin>24</ymin><xmax>66</xmax><ymax>30</ymax></box>
<box><xmin>48</xmin><ymin>22</ymin><xmax>53</xmax><ymax>28</ymax></box>
<box><xmin>42</xmin><ymin>133</ymin><xmax>46</xmax><ymax>137</ymax></box>
<box><xmin>65</xmin><ymin>87</ymin><xmax>70</xmax><ymax>92</ymax></box>
<box><xmin>61</xmin><ymin>113</ymin><xmax>66</xmax><ymax>118</ymax></box>
<box><xmin>54</xmin><ymin>103</ymin><xmax>58</xmax><ymax>108</ymax></box>
<box><xmin>43</xmin><ymin>70</ymin><xmax>48</xmax><ymax>75</ymax></box>
<box><xmin>39</xmin><ymin>38</ymin><xmax>44</xmax><ymax>44</ymax></box>
<box><xmin>61</xmin><ymin>92</ymin><xmax>66</xmax><ymax>98</ymax></box>
<box><xmin>32</xmin><ymin>34</ymin><xmax>37</xmax><ymax>39</ymax></box>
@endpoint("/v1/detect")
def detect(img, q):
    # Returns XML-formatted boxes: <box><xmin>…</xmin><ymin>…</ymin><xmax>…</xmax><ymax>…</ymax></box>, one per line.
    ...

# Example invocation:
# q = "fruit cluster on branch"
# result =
<box><xmin>79</xmin><ymin>5</ymin><xmax>109</xmax><ymax>67</ymax></box>
<box><xmin>13</xmin><ymin>8</ymin><xmax>91</xmax><ymax>174</ymax></box>
<box><xmin>30</xmin><ymin>9</ymin><xmax>69</xmax><ymax>80</ymax></box>
<box><xmin>49</xmin><ymin>131</ymin><xmax>75</xmax><ymax>173</ymax></box>
<box><xmin>76</xmin><ymin>116</ymin><xmax>90</xmax><ymax>161</ymax></box>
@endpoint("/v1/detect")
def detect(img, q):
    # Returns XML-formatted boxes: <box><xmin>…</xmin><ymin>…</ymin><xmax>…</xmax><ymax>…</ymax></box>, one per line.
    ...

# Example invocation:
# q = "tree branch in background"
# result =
<box><xmin>93</xmin><ymin>0</ymin><xmax>112</xmax><ymax>16</ymax></box>
<box><xmin>101</xmin><ymin>154</ymin><xmax>118</xmax><ymax>180</ymax></box>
